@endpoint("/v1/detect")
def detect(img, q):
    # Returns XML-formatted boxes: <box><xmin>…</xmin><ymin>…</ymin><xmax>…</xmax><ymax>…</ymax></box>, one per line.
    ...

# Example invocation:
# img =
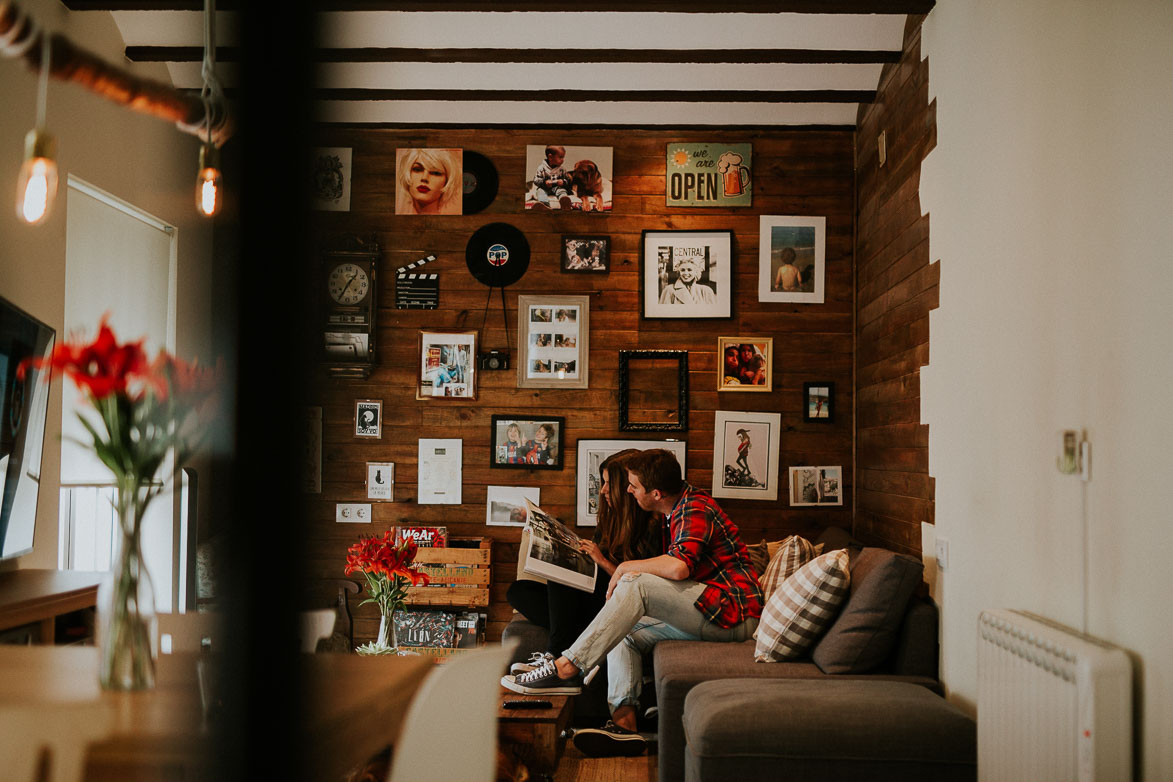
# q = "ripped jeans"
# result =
<box><xmin>562</xmin><ymin>573</ymin><xmax>758</xmax><ymax>713</ymax></box>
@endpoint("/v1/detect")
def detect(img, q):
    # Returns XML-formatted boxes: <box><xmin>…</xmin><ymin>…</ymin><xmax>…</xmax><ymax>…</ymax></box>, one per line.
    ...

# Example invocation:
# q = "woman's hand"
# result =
<box><xmin>580</xmin><ymin>539</ymin><xmax>617</xmax><ymax>576</ymax></box>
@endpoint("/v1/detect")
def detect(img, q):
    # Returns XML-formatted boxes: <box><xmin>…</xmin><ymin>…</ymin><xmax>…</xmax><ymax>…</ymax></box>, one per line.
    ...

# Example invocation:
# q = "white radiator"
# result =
<box><xmin>977</xmin><ymin>609</ymin><xmax>1132</xmax><ymax>782</ymax></box>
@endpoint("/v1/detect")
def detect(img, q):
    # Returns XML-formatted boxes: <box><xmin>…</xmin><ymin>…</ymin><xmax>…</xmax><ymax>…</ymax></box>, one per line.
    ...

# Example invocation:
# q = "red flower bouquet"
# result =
<box><xmin>21</xmin><ymin>317</ymin><xmax>218</xmax><ymax>689</ymax></box>
<box><xmin>345</xmin><ymin>530</ymin><xmax>430</xmax><ymax>653</ymax></box>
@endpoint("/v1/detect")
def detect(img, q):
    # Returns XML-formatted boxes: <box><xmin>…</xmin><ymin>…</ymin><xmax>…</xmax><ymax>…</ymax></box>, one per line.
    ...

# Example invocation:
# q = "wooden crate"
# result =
<box><xmin>406</xmin><ymin>537</ymin><xmax>491</xmax><ymax>608</ymax></box>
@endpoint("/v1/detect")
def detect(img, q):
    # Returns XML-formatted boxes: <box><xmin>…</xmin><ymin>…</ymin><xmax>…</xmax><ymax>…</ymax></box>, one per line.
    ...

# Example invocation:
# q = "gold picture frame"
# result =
<box><xmin>717</xmin><ymin>336</ymin><xmax>773</xmax><ymax>392</ymax></box>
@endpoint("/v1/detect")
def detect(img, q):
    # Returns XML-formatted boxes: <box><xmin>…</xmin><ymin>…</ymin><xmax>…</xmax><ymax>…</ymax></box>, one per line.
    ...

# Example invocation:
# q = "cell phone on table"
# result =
<box><xmin>503</xmin><ymin>699</ymin><xmax>552</xmax><ymax>709</ymax></box>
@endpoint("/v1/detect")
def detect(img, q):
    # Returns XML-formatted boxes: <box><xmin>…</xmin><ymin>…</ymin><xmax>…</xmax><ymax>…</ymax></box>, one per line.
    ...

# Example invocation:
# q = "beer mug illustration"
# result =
<box><xmin>718</xmin><ymin>151</ymin><xmax>749</xmax><ymax>198</ymax></box>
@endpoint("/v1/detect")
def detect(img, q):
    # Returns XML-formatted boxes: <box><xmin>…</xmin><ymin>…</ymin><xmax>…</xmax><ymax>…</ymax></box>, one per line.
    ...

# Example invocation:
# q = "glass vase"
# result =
<box><xmin>97</xmin><ymin>489</ymin><xmax>157</xmax><ymax>690</ymax></box>
<box><xmin>376</xmin><ymin>610</ymin><xmax>397</xmax><ymax>650</ymax></box>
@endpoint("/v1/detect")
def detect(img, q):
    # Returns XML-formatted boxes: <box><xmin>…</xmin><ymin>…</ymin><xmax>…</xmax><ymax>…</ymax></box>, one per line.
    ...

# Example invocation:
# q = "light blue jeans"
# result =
<box><xmin>562</xmin><ymin>573</ymin><xmax>758</xmax><ymax>712</ymax></box>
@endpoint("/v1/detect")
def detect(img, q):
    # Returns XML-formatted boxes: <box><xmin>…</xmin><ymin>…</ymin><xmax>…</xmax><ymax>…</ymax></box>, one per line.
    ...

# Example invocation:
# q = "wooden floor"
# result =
<box><xmin>551</xmin><ymin>736</ymin><xmax>656</xmax><ymax>782</ymax></box>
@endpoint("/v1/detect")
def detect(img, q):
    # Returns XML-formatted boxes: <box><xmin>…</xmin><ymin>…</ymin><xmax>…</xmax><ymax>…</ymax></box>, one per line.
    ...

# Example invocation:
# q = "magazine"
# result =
<box><xmin>395</xmin><ymin>525</ymin><xmax>448</xmax><ymax>547</ymax></box>
<box><xmin>521</xmin><ymin>499</ymin><xmax>597</xmax><ymax>593</ymax></box>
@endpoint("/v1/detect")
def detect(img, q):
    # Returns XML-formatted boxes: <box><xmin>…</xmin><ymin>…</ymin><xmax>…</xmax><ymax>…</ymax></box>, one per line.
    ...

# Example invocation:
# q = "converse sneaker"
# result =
<box><xmin>509</xmin><ymin>651</ymin><xmax>555</xmax><ymax>675</ymax></box>
<box><xmin>572</xmin><ymin>721</ymin><xmax>648</xmax><ymax>757</ymax></box>
<box><xmin>501</xmin><ymin>658</ymin><xmax>582</xmax><ymax>695</ymax></box>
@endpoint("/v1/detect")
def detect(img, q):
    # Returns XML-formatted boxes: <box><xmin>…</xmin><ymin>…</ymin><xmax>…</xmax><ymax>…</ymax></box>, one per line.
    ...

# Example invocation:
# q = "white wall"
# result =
<box><xmin>919</xmin><ymin>1</ymin><xmax>1173</xmax><ymax>778</ymax></box>
<box><xmin>0</xmin><ymin>0</ymin><xmax>215</xmax><ymax>570</ymax></box>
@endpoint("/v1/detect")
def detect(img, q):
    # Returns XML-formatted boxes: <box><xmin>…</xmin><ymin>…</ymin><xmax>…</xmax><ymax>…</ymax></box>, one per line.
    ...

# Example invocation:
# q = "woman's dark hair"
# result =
<box><xmin>596</xmin><ymin>449</ymin><xmax>658</xmax><ymax>564</ymax></box>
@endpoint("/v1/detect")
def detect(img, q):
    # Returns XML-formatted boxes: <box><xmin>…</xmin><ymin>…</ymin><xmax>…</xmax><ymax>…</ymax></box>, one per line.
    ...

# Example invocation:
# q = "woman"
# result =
<box><xmin>395</xmin><ymin>148</ymin><xmax>461</xmax><ymax>215</ymax></box>
<box><xmin>506</xmin><ymin>449</ymin><xmax>662</xmax><ymax>671</ymax></box>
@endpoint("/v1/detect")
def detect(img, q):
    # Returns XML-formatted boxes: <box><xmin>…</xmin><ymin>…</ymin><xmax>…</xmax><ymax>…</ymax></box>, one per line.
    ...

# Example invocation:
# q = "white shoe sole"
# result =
<box><xmin>500</xmin><ymin>674</ymin><xmax>582</xmax><ymax>696</ymax></box>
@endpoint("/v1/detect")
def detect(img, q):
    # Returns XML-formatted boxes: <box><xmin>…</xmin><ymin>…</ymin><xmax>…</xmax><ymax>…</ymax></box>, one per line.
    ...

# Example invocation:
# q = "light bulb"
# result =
<box><xmin>195</xmin><ymin>144</ymin><xmax>222</xmax><ymax>217</ymax></box>
<box><xmin>16</xmin><ymin>129</ymin><xmax>57</xmax><ymax>226</ymax></box>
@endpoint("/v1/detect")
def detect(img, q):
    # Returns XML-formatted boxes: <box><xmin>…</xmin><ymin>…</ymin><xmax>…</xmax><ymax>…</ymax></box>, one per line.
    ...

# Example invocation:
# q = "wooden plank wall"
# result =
<box><xmin>854</xmin><ymin>15</ymin><xmax>938</xmax><ymax>556</ymax></box>
<box><xmin>306</xmin><ymin>128</ymin><xmax>855</xmax><ymax>644</ymax></box>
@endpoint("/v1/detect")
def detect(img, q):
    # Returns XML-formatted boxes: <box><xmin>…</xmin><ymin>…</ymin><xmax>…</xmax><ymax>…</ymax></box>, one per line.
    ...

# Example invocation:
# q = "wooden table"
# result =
<box><xmin>497</xmin><ymin>689</ymin><xmax>574</xmax><ymax>777</ymax></box>
<box><xmin>0</xmin><ymin>645</ymin><xmax>433</xmax><ymax>782</ymax></box>
<box><xmin>0</xmin><ymin>569</ymin><xmax>103</xmax><ymax>642</ymax></box>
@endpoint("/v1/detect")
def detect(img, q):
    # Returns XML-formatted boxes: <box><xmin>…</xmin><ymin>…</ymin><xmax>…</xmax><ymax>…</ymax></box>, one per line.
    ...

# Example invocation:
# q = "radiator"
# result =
<box><xmin>977</xmin><ymin>609</ymin><xmax>1132</xmax><ymax>782</ymax></box>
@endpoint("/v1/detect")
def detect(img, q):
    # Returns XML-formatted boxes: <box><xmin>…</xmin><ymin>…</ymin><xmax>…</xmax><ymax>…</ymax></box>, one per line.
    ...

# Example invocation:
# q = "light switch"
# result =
<box><xmin>935</xmin><ymin>538</ymin><xmax>949</xmax><ymax>571</ymax></box>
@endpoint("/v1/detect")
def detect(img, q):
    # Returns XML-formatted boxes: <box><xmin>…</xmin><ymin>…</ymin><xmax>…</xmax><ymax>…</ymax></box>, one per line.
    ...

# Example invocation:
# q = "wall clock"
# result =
<box><xmin>322</xmin><ymin>233</ymin><xmax>379</xmax><ymax>379</ymax></box>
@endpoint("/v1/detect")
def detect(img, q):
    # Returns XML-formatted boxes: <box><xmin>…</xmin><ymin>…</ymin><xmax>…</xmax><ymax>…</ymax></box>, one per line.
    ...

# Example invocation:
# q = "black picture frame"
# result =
<box><xmin>618</xmin><ymin>350</ymin><xmax>689</xmax><ymax>432</ymax></box>
<box><xmin>490</xmin><ymin>415</ymin><xmax>566</xmax><ymax>470</ymax></box>
<box><xmin>560</xmin><ymin>235</ymin><xmax>610</xmax><ymax>273</ymax></box>
<box><xmin>803</xmin><ymin>381</ymin><xmax>835</xmax><ymax>423</ymax></box>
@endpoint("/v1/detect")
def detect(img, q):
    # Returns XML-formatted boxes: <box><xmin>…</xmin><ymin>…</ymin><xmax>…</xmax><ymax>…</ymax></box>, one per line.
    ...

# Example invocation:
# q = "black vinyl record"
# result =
<box><xmin>461</xmin><ymin>151</ymin><xmax>499</xmax><ymax>214</ymax></box>
<box><xmin>465</xmin><ymin>223</ymin><xmax>530</xmax><ymax>287</ymax></box>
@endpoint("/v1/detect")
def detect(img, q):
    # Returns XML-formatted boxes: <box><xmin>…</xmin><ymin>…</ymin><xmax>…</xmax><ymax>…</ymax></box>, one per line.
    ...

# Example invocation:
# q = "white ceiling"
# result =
<box><xmin>97</xmin><ymin>6</ymin><xmax>920</xmax><ymax>128</ymax></box>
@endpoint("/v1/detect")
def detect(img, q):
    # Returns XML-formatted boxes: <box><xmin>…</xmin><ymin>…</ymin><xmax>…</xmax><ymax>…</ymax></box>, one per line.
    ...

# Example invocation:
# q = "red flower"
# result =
<box><xmin>19</xmin><ymin>316</ymin><xmax>149</xmax><ymax>399</ymax></box>
<box><xmin>344</xmin><ymin>531</ymin><xmax>430</xmax><ymax>615</ymax></box>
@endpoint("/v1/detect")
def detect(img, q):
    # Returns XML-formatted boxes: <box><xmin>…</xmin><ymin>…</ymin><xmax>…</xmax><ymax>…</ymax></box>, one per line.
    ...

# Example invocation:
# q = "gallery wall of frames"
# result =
<box><xmin>304</xmin><ymin>128</ymin><xmax>856</xmax><ymax>641</ymax></box>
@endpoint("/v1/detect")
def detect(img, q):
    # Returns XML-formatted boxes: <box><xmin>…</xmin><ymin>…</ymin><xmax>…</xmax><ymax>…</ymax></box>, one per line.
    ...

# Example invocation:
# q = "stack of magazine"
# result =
<box><xmin>521</xmin><ymin>499</ymin><xmax>597</xmax><ymax>593</ymax></box>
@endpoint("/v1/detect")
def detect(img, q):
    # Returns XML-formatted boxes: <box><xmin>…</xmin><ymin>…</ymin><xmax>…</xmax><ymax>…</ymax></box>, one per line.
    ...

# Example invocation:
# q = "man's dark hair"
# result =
<box><xmin>625</xmin><ymin>449</ymin><xmax>684</xmax><ymax>496</ymax></box>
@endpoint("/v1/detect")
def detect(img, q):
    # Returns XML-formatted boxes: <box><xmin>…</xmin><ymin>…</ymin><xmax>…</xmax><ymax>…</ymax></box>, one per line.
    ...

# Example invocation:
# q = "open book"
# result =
<box><xmin>521</xmin><ymin>499</ymin><xmax>598</xmax><ymax>593</ymax></box>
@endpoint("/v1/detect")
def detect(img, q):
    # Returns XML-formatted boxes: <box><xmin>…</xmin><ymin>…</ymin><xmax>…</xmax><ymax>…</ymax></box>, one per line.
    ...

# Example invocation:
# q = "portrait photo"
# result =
<box><xmin>758</xmin><ymin>215</ymin><xmax>826</xmax><ymax>304</ymax></box>
<box><xmin>396</xmin><ymin>147</ymin><xmax>463</xmax><ymax>215</ymax></box>
<box><xmin>718</xmin><ymin>336</ymin><xmax>773</xmax><ymax>392</ymax></box>
<box><xmin>789</xmin><ymin>466</ymin><xmax>844</xmax><ymax>506</ymax></box>
<box><xmin>490</xmin><ymin>415</ymin><xmax>565</xmax><ymax>470</ymax></box>
<box><xmin>525</xmin><ymin>145</ymin><xmax>613</xmax><ymax>212</ymax></box>
<box><xmin>417</xmin><ymin>331</ymin><xmax>477</xmax><ymax>400</ymax></box>
<box><xmin>642</xmin><ymin>230</ymin><xmax>733</xmax><ymax>319</ymax></box>
<box><xmin>561</xmin><ymin>235</ymin><xmax>610</xmax><ymax>273</ymax></box>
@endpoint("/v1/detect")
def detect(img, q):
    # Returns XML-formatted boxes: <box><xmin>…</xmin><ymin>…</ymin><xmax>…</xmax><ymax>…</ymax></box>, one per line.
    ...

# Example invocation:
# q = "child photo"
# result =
<box><xmin>490</xmin><ymin>416</ymin><xmax>564</xmax><ymax>470</ymax></box>
<box><xmin>561</xmin><ymin>235</ymin><xmax>610</xmax><ymax>273</ymax></box>
<box><xmin>758</xmin><ymin>215</ymin><xmax>826</xmax><ymax>304</ymax></box>
<box><xmin>396</xmin><ymin>148</ymin><xmax>463</xmax><ymax>215</ymax></box>
<box><xmin>525</xmin><ymin>145</ymin><xmax>613</xmax><ymax>212</ymax></box>
<box><xmin>718</xmin><ymin>337</ymin><xmax>773</xmax><ymax>392</ymax></box>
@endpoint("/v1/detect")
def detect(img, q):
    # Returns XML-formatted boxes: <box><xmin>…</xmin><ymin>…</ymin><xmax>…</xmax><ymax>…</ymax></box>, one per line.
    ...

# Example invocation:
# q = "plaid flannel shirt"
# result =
<box><xmin>663</xmin><ymin>485</ymin><xmax>764</xmax><ymax>628</ymax></box>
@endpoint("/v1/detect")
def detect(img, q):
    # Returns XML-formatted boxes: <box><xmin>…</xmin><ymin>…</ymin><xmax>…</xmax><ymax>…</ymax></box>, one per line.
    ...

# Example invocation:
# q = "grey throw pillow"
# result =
<box><xmin>810</xmin><ymin>547</ymin><xmax>924</xmax><ymax>674</ymax></box>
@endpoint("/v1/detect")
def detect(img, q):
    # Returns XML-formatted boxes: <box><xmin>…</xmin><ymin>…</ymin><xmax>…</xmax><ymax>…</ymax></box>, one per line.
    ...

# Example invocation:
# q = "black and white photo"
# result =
<box><xmin>642</xmin><ymin>229</ymin><xmax>733</xmax><ymax>318</ymax></box>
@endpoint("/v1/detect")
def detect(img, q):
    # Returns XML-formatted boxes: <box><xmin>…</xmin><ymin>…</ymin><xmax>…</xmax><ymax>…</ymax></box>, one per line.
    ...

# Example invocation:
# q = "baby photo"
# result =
<box><xmin>525</xmin><ymin>145</ymin><xmax>613</xmax><ymax>212</ymax></box>
<box><xmin>396</xmin><ymin>148</ymin><xmax>463</xmax><ymax>215</ymax></box>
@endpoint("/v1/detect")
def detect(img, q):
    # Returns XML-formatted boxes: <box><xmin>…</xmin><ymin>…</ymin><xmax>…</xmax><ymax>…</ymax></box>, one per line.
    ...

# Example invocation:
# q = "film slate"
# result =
<box><xmin>395</xmin><ymin>254</ymin><xmax>439</xmax><ymax>310</ymax></box>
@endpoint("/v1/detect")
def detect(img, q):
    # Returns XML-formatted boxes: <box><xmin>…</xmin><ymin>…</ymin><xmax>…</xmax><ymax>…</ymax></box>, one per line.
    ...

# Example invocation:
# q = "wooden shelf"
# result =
<box><xmin>0</xmin><ymin>569</ymin><xmax>103</xmax><ymax>644</ymax></box>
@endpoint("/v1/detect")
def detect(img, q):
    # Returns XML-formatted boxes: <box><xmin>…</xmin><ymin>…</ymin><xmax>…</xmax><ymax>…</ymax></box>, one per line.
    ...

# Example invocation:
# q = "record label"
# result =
<box><xmin>466</xmin><ymin>223</ymin><xmax>529</xmax><ymax>287</ymax></box>
<box><xmin>461</xmin><ymin>151</ymin><xmax>499</xmax><ymax>214</ymax></box>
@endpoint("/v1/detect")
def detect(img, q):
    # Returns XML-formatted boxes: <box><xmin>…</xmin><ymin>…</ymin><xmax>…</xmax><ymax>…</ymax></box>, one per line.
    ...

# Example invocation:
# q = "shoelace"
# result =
<box><xmin>516</xmin><ymin>658</ymin><xmax>558</xmax><ymax>683</ymax></box>
<box><xmin>526</xmin><ymin>651</ymin><xmax>554</xmax><ymax>665</ymax></box>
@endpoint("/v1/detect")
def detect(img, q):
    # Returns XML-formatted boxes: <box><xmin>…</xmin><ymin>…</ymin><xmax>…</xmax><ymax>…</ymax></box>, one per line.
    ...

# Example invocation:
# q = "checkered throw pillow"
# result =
<box><xmin>754</xmin><ymin>548</ymin><xmax>851</xmax><ymax>662</ymax></box>
<box><xmin>760</xmin><ymin>535</ymin><xmax>819</xmax><ymax>597</ymax></box>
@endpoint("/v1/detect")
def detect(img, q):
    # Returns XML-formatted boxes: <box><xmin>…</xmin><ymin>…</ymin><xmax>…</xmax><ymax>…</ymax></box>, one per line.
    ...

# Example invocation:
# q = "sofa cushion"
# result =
<box><xmin>747</xmin><ymin>537</ymin><xmax>824</xmax><ymax>578</ymax></box>
<box><xmin>754</xmin><ymin>549</ymin><xmax>850</xmax><ymax>662</ymax></box>
<box><xmin>760</xmin><ymin>535</ymin><xmax>818</xmax><ymax>596</ymax></box>
<box><xmin>811</xmin><ymin>547</ymin><xmax>924</xmax><ymax>674</ymax></box>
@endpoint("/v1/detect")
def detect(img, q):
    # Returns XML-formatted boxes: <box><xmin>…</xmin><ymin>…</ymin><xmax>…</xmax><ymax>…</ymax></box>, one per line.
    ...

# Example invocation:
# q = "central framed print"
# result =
<box><xmin>711</xmin><ymin>410</ymin><xmax>782</xmax><ymax>501</ymax></box>
<box><xmin>517</xmin><ymin>294</ymin><xmax>589</xmax><ymax>389</ymax></box>
<box><xmin>641</xmin><ymin>229</ymin><xmax>733</xmax><ymax>319</ymax></box>
<box><xmin>576</xmin><ymin>439</ymin><xmax>687</xmax><ymax>526</ymax></box>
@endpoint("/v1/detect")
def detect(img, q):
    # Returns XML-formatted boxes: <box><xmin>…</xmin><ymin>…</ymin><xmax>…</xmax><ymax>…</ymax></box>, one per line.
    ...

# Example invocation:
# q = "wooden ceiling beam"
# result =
<box><xmin>306</xmin><ymin>88</ymin><xmax>876</xmax><ymax>103</ymax></box>
<box><xmin>65</xmin><ymin>0</ymin><xmax>933</xmax><ymax>12</ymax></box>
<box><xmin>127</xmin><ymin>45</ymin><xmax>901</xmax><ymax>65</ymax></box>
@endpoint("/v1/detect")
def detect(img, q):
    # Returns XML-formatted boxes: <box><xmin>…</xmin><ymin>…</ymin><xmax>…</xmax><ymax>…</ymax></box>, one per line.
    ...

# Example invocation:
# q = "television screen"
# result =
<box><xmin>0</xmin><ymin>296</ymin><xmax>55</xmax><ymax>561</ymax></box>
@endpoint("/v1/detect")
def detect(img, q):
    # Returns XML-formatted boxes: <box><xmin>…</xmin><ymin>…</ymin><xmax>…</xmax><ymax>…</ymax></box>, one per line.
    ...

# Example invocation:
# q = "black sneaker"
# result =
<box><xmin>572</xmin><ymin>721</ymin><xmax>648</xmax><ymax>757</ymax></box>
<box><xmin>501</xmin><ymin>658</ymin><xmax>583</xmax><ymax>695</ymax></box>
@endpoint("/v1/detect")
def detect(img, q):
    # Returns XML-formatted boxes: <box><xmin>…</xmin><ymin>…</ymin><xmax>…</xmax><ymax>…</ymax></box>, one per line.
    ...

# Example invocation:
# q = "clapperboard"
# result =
<box><xmin>395</xmin><ymin>254</ymin><xmax>439</xmax><ymax>310</ymax></box>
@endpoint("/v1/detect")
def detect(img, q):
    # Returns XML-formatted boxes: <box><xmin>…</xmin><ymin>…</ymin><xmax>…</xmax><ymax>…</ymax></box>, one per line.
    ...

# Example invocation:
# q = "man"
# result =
<box><xmin>658</xmin><ymin>255</ymin><xmax>716</xmax><ymax>306</ymax></box>
<box><xmin>501</xmin><ymin>449</ymin><xmax>763</xmax><ymax>757</ymax></box>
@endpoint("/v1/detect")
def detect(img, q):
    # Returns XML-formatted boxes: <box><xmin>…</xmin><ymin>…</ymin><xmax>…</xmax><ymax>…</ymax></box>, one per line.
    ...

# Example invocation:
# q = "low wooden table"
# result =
<box><xmin>497</xmin><ymin>689</ymin><xmax>574</xmax><ymax>778</ymax></box>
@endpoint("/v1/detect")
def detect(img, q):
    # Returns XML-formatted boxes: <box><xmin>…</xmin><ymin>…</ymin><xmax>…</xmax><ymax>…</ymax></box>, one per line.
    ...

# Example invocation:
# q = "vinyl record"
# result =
<box><xmin>465</xmin><ymin>222</ymin><xmax>530</xmax><ymax>288</ymax></box>
<box><xmin>461</xmin><ymin>151</ymin><xmax>499</xmax><ymax>214</ymax></box>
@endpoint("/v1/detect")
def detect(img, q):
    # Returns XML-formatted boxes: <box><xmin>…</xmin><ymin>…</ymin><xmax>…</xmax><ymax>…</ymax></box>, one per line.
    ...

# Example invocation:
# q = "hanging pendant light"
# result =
<box><xmin>16</xmin><ymin>33</ymin><xmax>56</xmax><ymax>225</ymax></box>
<box><xmin>195</xmin><ymin>141</ymin><xmax>222</xmax><ymax>217</ymax></box>
<box><xmin>194</xmin><ymin>0</ymin><xmax>224</xmax><ymax>218</ymax></box>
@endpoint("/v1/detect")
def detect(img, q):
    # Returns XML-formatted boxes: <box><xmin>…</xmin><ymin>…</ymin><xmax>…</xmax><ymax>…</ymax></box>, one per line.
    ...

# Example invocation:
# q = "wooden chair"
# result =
<box><xmin>386</xmin><ymin>641</ymin><xmax>517</xmax><ymax>782</ymax></box>
<box><xmin>0</xmin><ymin>702</ymin><xmax>112</xmax><ymax>782</ymax></box>
<box><xmin>298</xmin><ymin>608</ymin><xmax>336</xmax><ymax>652</ymax></box>
<box><xmin>156</xmin><ymin>610</ymin><xmax>222</xmax><ymax>654</ymax></box>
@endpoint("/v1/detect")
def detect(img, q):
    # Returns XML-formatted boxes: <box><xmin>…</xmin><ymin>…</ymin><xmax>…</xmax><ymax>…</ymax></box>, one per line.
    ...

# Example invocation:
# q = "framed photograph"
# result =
<box><xmin>517</xmin><ymin>295</ymin><xmax>589</xmax><ymax>389</ymax></box>
<box><xmin>718</xmin><ymin>336</ymin><xmax>773</xmax><ymax>392</ymax></box>
<box><xmin>619</xmin><ymin>350</ymin><xmax>688</xmax><ymax>432</ymax></box>
<box><xmin>366</xmin><ymin>462</ymin><xmax>394</xmax><ymax>501</ymax></box>
<box><xmin>417</xmin><ymin>331</ymin><xmax>477</xmax><ymax>400</ymax></box>
<box><xmin>354</xmin><ymin>399</ymin><xmax>382</xmax><ymax>438</ymax></box>
<box><xmin>561</xmin><ymin>235</ymin><xmax>610</xmax><ymax>273</ymax></box>
<box><xmin>804</xmin><ymin>382</ymin><xmax>835</xmax><ymax>422</ymax></box>
<box><xmin>486</xmin><ymin>486</ymin><xmax>541</xmax><ymax>527</ymax></box>
<box><xmin>666</xmin><ymin>142</ymin><xmax>752</xmax><ymax>208</ymax></box>
<box><xmin>711</xmin><ymin>411</ymin><xmax>782</xmax><ymax>501</ymax></box>
<box><xmin>490</xmin><ymin>415</ymin><xmax>565</xmax><ymax>470</ymax></box>
<box><xmin>641</xmin><ymin>229</ymin><xmax>733</xmax><ymax>319</ymax></box>
<box><xmin>418</xmin><ymin>438</ymin><xmax>462</xmax><ymax>505</ymax></box>
<box><xmin>788</xmin><ymin>466</ymin><xmax>844</xmax><ymax>507</ymax></box>
<box><xmin>576</xmin><ymin>439</ymin><xmax>686</xmax><ymax>526</ymax></box>
<box><xmin>524</xmin><ymin>144</ymin><xmax>613</xmax><ymax>212</ymax></box>
<box><xmin>311</xmin><ymin>147</ymin><xmax>352</xmax><ymax>211</ymax></box>
<box><xmin>395</xmin><ymin>147</ymin><xmax>463</xmax><ymax>215</ymax></box>
<box><xmin>758</xmin><ymin>215</ymin><xmax>826</xmax><ymax>304</ymax></box>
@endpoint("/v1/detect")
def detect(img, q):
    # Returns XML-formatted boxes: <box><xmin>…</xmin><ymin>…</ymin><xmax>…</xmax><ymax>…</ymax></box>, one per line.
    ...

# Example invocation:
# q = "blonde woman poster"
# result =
<box><xmin>396</xmin><ymin>148</ymin><xmax>463</xmax><ymax>215</ymax></box>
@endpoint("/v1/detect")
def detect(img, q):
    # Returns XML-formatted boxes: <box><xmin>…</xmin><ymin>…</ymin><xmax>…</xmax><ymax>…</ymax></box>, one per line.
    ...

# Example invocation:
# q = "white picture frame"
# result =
<box><xmin>641</xmin><ymin>229</ymin><xmax>733</xmax><ymax>319</ymax></box>
<box><xmin>758</xmin><ymin>215</ymin><xmax>826</xmax><ymax>304</ymax></box>
<box><xmin>417</xmin><ymin>438</ymin><xmax>462</xmax><ymax>505</ymax></box>
<box><xmin>711</xmin><ymin>411</ymin><xmax>782</xmax><ymax>501</ymax></box>
<box><xmin>486</xmin><ymin>486</ymin><xmax>540</xmax><ymax>527</ymax></box>
<box><xmin>576</xmin><ymin>439</ymin><xmax>687</xmax><ymax>526</ymax></box>
<box><xmin>366</xmin><ymin>462</ymin><xmax>394</xmax><ymax>501</ymax></box>
<box><xmin>417</xmin><ymin>331</ymin><xmax>477</xmax><ymax>400</ymax></box>
<box><xmin>517</xmin><ymin>294</ymin><xmax>589</xmax><ymax>389</ymax></box>
<box><xmin>788</xmin><ymin>466</ymin><xmax>844</xmax><ymax>507</ymax></box>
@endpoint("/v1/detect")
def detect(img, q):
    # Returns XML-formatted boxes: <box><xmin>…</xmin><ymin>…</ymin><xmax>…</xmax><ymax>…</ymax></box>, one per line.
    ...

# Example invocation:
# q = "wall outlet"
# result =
<box><xmin>935</xmin><ymin>538</ymin><xmax>949</xmax><ymax>571</ymax></box>
<box><xmin>335</xmin><ymin>503</ymin><xmax>372</xmax><ymax>523</ymax></box>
